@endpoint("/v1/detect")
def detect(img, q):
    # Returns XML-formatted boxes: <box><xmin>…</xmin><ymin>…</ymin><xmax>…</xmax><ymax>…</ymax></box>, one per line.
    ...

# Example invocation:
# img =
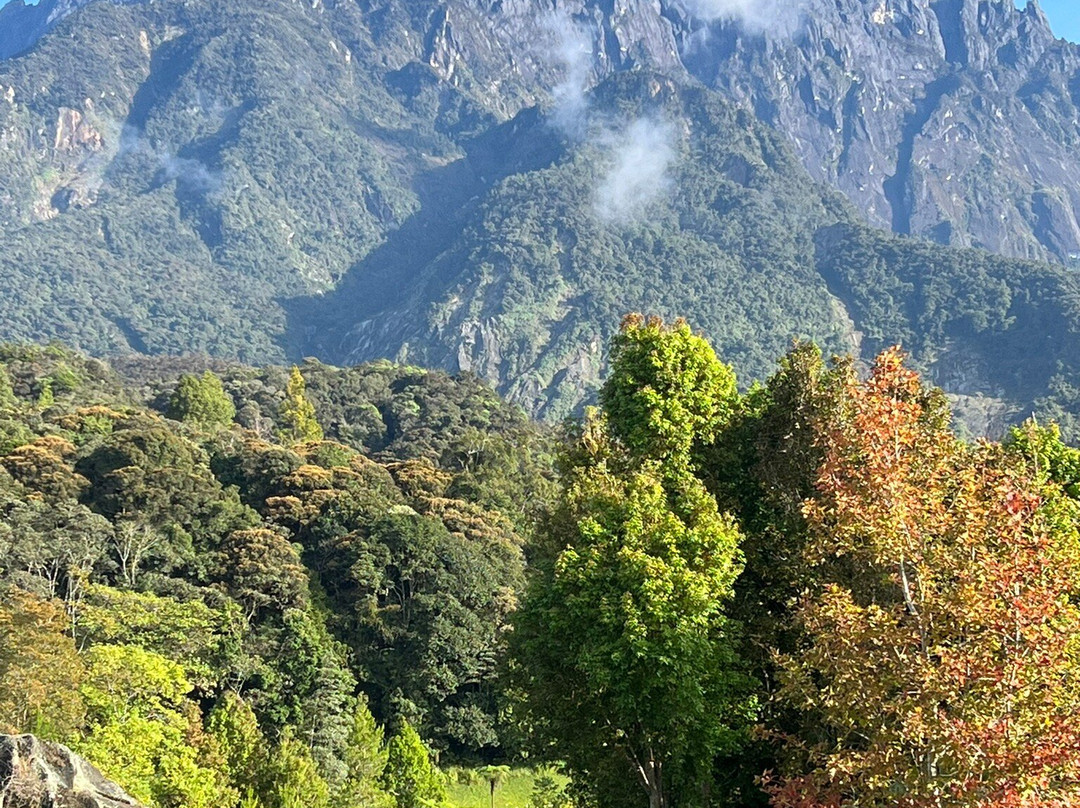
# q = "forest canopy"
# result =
<box><xmin>2</xmin><ymin>323</ymin><xmax>1079</xmax><ymax>808</ymax></box>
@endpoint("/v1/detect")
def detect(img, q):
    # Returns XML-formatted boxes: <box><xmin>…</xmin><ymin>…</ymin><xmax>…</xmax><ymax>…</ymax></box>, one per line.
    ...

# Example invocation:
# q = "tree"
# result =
<box><xmin>477</xmin><ymin>765</ymin><xmax>511</xmax><ymax>808</ymax></box>
<box><xmin>334</xmin><ymin>695</ymin><xmax>393</xmax><ymax>808</ymax></box>
<box><xmin>529</xmin><ymin>770</ymin><xmax>571</xmax><ymax>808</ymax></box>
<box><xmin>168</xmin><ymin>371</ymin><xmax>237</xmax><ymax>427</ymax></box>
<box><xmin>0</xmin><ymin>497</ymin><xmax>109</xmax><ymax>610</ymax></box>
<box><xmin>382</xmin><ymin>720</ymin><xmax>446</xmax><ymax>808</ymax></box>
<box><xmin>514</xmin><ymin>316</ymin><xmax>754</xmax><ymax>808</ymax></box>
<box><xmin>215</xmin><ymin>528</ymin><xmax>310</xmax><ymax>620</ymax></box>
<box><xmin>77</xmin><ymin>643</ymin><xmax>237</xmax><ymax>808</ymax></box>
<box><xmin>0</xmin><ymin>588</ymin><xmax>86</xmax><ymax>739</ymax></box>
<box><xmin>1</xmin><ymin>435</ymin><xmax>89</xmax><ymax>500</ymax></box>
<box><xmin>277</xmin><ymin>367</ymin><xmax>323</xmax><ymax>445</ymax></box>
<box><xmin>769</xmin><ymin>348</ymin><xmax>1080</xmax><ymax>808</ymax></box>
<box><xmin>261</xmin><ymin>729</ymin><xmax>331</xmax><ymax>808</ymax></box>
<box><xmin>599</xmin><ymin>314</ymin><xmax>738</xmax><ymax>461</ymax></box>
<box><xmin>36</xmin><ymin>378</ymin><xmax>54</xmax><ymax>411</ymax></box>
<box><xmin>208</xmin><ymin>692</ymin><xmax>268</xmax><ymax>805</ymax></box>
<box><xmin>77</xmin><ymin>585</ymin><xmax>247</xmax><ymax>692</ymax></box>
<box><xmin>0</xmin><ymin>367</ymin><xmax>14</xmax><ymax>409</ymax></box>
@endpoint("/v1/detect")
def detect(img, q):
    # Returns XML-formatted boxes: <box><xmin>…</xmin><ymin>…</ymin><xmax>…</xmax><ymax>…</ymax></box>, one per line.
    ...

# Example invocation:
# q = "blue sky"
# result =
<box><xmin>1024</xmin><ymin>0</ymin><xmax>1080</xmax><ymax>42</ymax></box>
<box><xmin>0</xmin><ymin>0</ymin><xmax>1078</xmax><ymax>43</ymax></box>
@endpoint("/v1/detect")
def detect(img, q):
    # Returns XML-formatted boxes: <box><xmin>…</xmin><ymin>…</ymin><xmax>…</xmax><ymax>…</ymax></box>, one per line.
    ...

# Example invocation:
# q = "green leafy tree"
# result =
<box><xmin>77</xmin><ymin>643</ymin><xmax>237</xmax><ymax>808</ymax></box>
<box><xmin>208</xmin><ymin>692</ymin><xmax>269</xmax><ymax>807</ymax></box>
<box><xmin>600</xmin><ymin>314</ymin><xmax>738</xmax><ymax>461</ymax></box>
<box><xmin>514</xmin><ymin>317</ymin><xmax>754</xmax><ymax>808</ymax></box>
<box><xmin>77</xmin><ymin>585</ymin><xmax>247</xmax><ymax>692</ymax></box>
<box><xmin>0</xmin><ymin>367</ymin><xmax>14</xmax><ymax>409</ymax></box>
<box><xmin>35</xmin><ymin>379</ymin><xmax>54</xmax><ymax>411</ymax></box>
<box><xmin>168</xmin><ymin>371</ymin><xmax>237</xmax><ymax>427</ymax></box>
<box><xmin>529</xmin><ymin>770</ymin><xmax>571</xmax><ymax>808</ymax></box>
<box><xmin>334</xmin><ymin>695</ymin><xmax>393</xmax><ymax>808</ymax></box>
<box><xmin>262</xmin><ymin>729</ymin><xmax>331</xmax><ymax>808</ymax></box>
<box><xmin>382</xmin><ymin>720</ymin><xmax>447</xmax><ymax>808</ymax></box>
<box><xmin>277</xmin><ymin>367</ymin><xmax>323</xmax><ymax>445</ymax></box>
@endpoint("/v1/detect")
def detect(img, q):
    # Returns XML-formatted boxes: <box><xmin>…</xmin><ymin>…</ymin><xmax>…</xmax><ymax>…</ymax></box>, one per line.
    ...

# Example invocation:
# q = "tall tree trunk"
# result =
<box><xmin>632</xmin><ymin>748</ymin><xmax>665</xmax><ymax>808</ymax></box>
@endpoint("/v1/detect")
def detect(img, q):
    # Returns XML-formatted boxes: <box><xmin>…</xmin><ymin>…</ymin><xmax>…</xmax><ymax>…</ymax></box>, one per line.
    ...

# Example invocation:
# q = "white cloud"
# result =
<box><xmin>594</xmin><ymin>118</ymin><xmax>676</xmax><ymax>222</ymax></box>
<box><xmin>683</xmin><ymin>0</ymin><xmax>806</xmax><ymax>35</ymax></box>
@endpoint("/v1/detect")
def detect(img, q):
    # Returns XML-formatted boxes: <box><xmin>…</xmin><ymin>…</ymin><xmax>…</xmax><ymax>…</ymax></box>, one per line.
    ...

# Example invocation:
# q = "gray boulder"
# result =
<box><xmin>0</xmin><ymin>734</ymin><xmax>145</xmax><ymax>808</ymax></box>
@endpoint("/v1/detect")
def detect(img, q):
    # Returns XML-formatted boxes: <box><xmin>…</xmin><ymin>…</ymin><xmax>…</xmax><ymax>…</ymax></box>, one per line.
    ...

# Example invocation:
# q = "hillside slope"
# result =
<box><xmin>0</xmin><ymin>0</ymin><xmax>1079</xmax><ymax>433</ymax></box>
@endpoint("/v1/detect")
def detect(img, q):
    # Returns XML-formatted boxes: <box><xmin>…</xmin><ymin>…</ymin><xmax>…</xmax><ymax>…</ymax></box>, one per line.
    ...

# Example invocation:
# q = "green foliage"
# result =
<box><xmin>214</xmin><ymin>528</ymin><xmax>310</xmax><ymax>620</ymax></box>
<box><xmin>335</xmin><ymin>695</ymin><xmax>394</xmax><ymax>808</ymax></box>
<box><xmin>35</xmin><ymin>379</ymin><xmax>53</xmax><ymax>411</ymax></box>
<box><xmin>383</xmin><ymin>720</ymin><xmax>448</xmax><ymax>808</ymax></box>
<box><xmin>1005</xmin><ymin>419</ymin><xmax>1080</xmax><ymax>498</ymax></box>
<box><xmin>0</xmin><ymin>589</ymin><xmax>86</xmax><ymax>739</ymax></box>
<box><xmin>0</xmin><ymin>367</ymin><xmax>14</xmax><ymax>409</ymax></box>
<box><xmin>0</xmin><ymin>344</ymin><xmax>545</xmax><ymax>802</ymax></box>
<box><xmin>601</xmin><ymin>314</ymin><xmax>739</xmax><ymax>460</ymax></box>
<box><xmin>515</xmin><ymin>456</ymin><xmax>754</xmax><ymax>806</ymax></box>
<box><xmin>277</xmin><ymin>367</ymin><xmax>324</xmax><ymax>445</ymax></box>
<box><xmin>76</xmin><ymin>585</ymin><xmax>245</xmax><ymax>691</ymax></box>
<box><xmin>77</xmin><ymin>643</ymin><xmax>237</xmax><ymax>808</ymax></box>
<box><xmin>168</xmin><ymin>372</ymin><xmax>237</xmax><ymax>427</ymax></box>
<box><xmin>10</xmin><ymin>322</ymin><xmax>1080</xmax><ymax>808</ymax></box>
<box><xmin>527</xmin><ymin>771</ymin><xmax>571</xmax><ymax>808</ymax></box>
<box><xmin>261</xmin><ymin>729</ymin><xmax>332</xmax><ymax>808</ymax></box>
<box><xmin>515</xmin><ymin>320</ymin><xmax>755</xmax><ymax>808</ymax></box>
<box><xmin>208</xmin><ymin>693</ymin><xmax>268</xmax><ymax>804</ymax></box>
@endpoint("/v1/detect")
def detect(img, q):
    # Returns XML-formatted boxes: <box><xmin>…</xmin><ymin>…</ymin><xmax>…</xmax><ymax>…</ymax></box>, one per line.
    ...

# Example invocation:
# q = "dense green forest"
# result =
<box><xmin>5</xmin><ymin>318</ymin><xmax>1080</xmax><ymax>808</ymax></box>
<box><xmin>0</xmin><ymin>343</ymin><xmax>555</xmax><ymax>806</ymax></box>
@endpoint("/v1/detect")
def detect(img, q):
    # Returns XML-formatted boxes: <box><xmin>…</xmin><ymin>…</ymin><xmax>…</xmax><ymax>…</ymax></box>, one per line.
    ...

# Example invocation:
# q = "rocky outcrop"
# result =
<box><xmin>0</xmin><ymin>734</ymin><xmax>145</xmax><ymax>808</ymax></box>
<box><xmin>0</xmin><ymin>0</ymin><xmax>146</xmax><ymax>60</ymax></box>
<box><xmin>6</xmin><ymin>0</ymin><xmax>1079</xmax><ymax>263</ymax></box>
<box><xmin>686</xmin><ymin>0</ymin><xmax>1080</xmax><ymax>264</ymax></box>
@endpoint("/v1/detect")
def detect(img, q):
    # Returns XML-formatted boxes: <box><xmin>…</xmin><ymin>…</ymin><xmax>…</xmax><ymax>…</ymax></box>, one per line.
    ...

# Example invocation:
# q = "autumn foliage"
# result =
<box><xmin>769</xmin><ymin>348</ymin><xmax>1080</xmax><ymax>808</ymax></box>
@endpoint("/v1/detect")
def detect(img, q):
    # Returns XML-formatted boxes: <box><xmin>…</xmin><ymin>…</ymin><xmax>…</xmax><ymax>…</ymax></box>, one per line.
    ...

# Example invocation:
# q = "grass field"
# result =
<box><xmin>446</xmin><ymin>767</ymin><xmax>569</xmax><ymax>808</ymax></box>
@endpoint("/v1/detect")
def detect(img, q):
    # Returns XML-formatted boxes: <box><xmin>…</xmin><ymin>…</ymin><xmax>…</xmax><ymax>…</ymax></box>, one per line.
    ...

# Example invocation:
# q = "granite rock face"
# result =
<box><xmin>685</xmin><ymin>0</ymin><xmax>1080</xmax><ymax>265</ymax></box>
<box><xmin>4</xmin><ymin>0</ymin><xmax>1078</xmax><ymax>263</ymax></box>
<box><xmin>0</xmin><ymin>734</ymin><xmax>145</xmax><ymax>808</ymax></box>
<box><xmin>357</xmin><ymin>0</ymin><xmax>1080</xmax><ymax>265</ymax></box>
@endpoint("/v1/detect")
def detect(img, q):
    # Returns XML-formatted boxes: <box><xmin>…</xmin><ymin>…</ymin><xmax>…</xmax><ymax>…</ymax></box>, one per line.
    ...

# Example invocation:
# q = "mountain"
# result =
<box><xmin>1</xmin><ymin>0</ymin><xmax>1080</xmax><ymax>432</ymax></box>
<box><xmin>689</xmin><ymin>0</ymin><xmax>1080</xmax><ymax>266</ymax></box>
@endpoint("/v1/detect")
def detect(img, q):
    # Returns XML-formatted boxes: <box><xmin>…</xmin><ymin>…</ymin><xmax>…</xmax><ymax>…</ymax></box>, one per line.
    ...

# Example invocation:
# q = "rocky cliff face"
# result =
<box><xmin>688</xmin><ymin>0</ymin><xmax>1080</xmax><ymax>265</ymax></box>
<box><xmin>4</xmin><ymin>0</ymin><xmax>1078</xmax><ymax>263</ymax></box>
<box><xmin>359</xmin><ymin>0</ymin><xmax>1080</xmax><ymax>265</ymax></box>
<box><xmin>0</xmin><ymin>734</ymin><xmax>145</xmax><ymax>808</ymax></box>
<box><xmin>0</xmin><ymin>0</ymin><xmax>145</xmax><ymax>60</ymax></box>
<box><xmin>1</xmin><ymin>0</ymin><xmax>1079</xmax><ymax>426</ymax></box>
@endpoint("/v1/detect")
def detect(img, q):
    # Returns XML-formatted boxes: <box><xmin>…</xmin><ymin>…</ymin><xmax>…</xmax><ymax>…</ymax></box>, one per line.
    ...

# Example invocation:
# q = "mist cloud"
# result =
<box><xmin>539</xmin><ymin>10</ymin><xmax>679</xmax><ymax>223</ymax></box>
<box><xmin>594</xmin><ymin>118</ymin><xmax>675</xmax><ymax>222</ymax></box>
<box><xmin>119</xmin><ymin>123</ymin><xmax>223</xmax><ymax>196</ymax></box>
<box><xmin>542</xmin><ymin>10</ymin><xmax>593</xmax><ymax>140</ymax></box>
<box><xmin>683</xmin><ymin>0</ymin><xmax>806</xmax><ymax>35</ymax></box>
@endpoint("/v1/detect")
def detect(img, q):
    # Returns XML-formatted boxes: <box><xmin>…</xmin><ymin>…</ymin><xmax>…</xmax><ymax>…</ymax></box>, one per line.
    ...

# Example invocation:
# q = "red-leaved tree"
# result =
<box><xmin>770</xmin><ymin>348</ymin><xmax>1080</xmax><ymax>808</ymax></box>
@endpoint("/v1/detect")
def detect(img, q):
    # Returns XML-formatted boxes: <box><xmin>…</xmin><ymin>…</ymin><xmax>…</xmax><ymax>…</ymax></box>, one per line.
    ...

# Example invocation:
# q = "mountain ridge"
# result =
<box><xmin>1</xmin><ymin>0</ymin><xmax>1080</xmax><ymax>434</ymax></box>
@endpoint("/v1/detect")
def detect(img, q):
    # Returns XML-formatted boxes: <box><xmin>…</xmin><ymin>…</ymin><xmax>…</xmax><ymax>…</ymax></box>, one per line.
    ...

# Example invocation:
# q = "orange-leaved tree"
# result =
<box><xmin>770</xmin><ymin>347</ymin><xmax>1080</xmax><ymax>808</ymax></box>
